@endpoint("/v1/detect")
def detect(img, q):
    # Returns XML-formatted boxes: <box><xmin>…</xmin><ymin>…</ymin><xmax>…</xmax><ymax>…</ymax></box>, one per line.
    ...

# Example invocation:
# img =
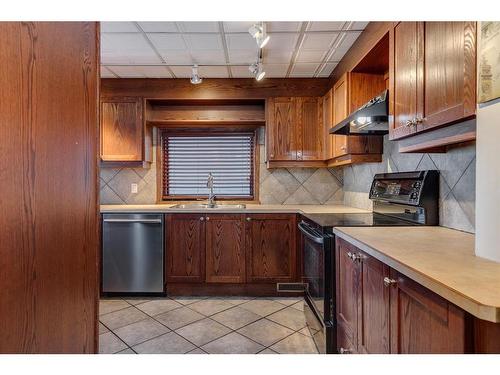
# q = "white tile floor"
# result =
<box><xmin>99</xmin><ymin>296</ymin><xmax>318</xmax><ymax>354</ymax></box>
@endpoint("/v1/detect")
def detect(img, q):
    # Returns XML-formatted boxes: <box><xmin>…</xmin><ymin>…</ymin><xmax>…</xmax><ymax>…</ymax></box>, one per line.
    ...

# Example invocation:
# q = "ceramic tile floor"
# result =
<box><xmin>99</xmin><ymin>296</ymin><xmax>319</xmax><ymax>354</ymax></box>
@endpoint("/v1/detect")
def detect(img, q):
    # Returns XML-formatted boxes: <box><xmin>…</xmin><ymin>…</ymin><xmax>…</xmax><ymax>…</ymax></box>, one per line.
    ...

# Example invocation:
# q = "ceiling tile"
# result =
<box><xmin>110</xmin><ymin>65</ymin><xmax>172</xmax><ymax>78</ymax></box>
<box><xmin>226</xmin><ymin>34</ymin><xmax>257</xmax><ymax>50</ymax></box>
<box><xmin>137</xmin><ymin>22</ymin><xmax>178</xmax><ymax>32</ymax></box>
<box><xmin>307</xmin><ymin>22</ymin><xmax>346</xmax><ymax>31</ymax></box>
<box><xmin>267</xmin><ymin>22</ymin><xmax>302</xmax><ymax>32</ymax></box>
<box><xmin>230</xmin><ymin>66</ymin><xmax>253</xmax><ymax>78</ymax></box>
<box><xmin>100</xmin><ymin>66</ymin><xmax>115</xmax><ymax>78</ymax></box>
<box><xmin>228</xmin><ymin>49</ymin><xmax>257</xmax><ymax>64</ymax></box>
<box><xmin>101</xmin><ymin>22</ymin><xmax>139</xmax><ymax>33</ymax></box>
<box><xmin>190</xmin><ymin>50</ymin><xmax>226</xmax><ymax>64</ymax></box>
<box><xmin>265</xmin><ymin>49</ymin><xmax>293</xmax><ymax>64</ymax></box>
<box><xmin>296</xmin><ymin>50</ymin><xmax>326</xmax><ymax>63</ymax></box>
<box><xmin>317</xmin><ymin>63</ymin><xmax>337</xmax><ymax>77</ymax></box>
<box><xmin>185</xmin><ymin>34</ymin><xmax>223</xmax><ymax>50</ymax></box>
<box><xmin>199</xmin><ymin>66</ymin><xmax>229</xmax><ymax>78</ymax></box>
<box><xmin>263</xmin><ymin>64</ymin><xmax>289</xmax><ymax>78</ymax></box>
<box><xmin>178</xmin><ymin>22</ymin><xmax>219</xmax><ymax>32</ymax></box>
<box><xmin>266</xmin><ymin>33</ymin><xmax>299</xmax><ymax>50</ymax></box>
<box><xmin>301</xmin><ymin>33</ymin><xmax>339</xmax><ymax>50</ymax></box>
<box><xmin>290</xmin><ymin>63</ymin><xmax>320</xmax><ymax>77</ymax></box>
<box><xmin>169</xmin><ymin>66</ymin><xmax>192</xmax><ymax>78</ymax></box>
<box><xmin>101</xmin><ymin>33</ymin><xmax>162</xmax><ymax>64</ymax></box>
<box><xmin>148</xmin><ymin>33</ymin><xmax>187</xmax><ymax>50</ymax></box>
<box><xmin>350</xmin><ymin>21</ymin><xmax>369</xmax><ymax>30</ymax></box>
<box><xmin>223</xmin><ymin>22</ymin><xmax>256</xmax><ymax>33</ymax></box>
<box><xmin>328</xmin><ymin>31</ymin><xmax>362</xmax><ymax>61</ymax></box>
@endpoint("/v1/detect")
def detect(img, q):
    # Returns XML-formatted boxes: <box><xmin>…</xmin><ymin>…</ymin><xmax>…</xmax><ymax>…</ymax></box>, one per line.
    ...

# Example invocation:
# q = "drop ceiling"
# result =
<box><xmin>100</xmin><ymin>21</ymin><xmax>368</xmax><ymax>78</ymax></box>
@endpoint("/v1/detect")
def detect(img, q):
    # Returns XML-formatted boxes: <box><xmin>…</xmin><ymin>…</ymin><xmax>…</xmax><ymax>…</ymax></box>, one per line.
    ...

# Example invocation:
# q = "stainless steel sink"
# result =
<box><xmin>170</xmin><ymin>203</ymin><xmax>246</xmax><ymax>210</ymax></box>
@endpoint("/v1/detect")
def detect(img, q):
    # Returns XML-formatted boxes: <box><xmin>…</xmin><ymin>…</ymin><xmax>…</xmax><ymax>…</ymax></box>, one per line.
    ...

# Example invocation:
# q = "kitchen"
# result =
<box><xmin>2</xmin><ymin>0</ymin><xmax>500</xmax><ymax>371</ymax></box>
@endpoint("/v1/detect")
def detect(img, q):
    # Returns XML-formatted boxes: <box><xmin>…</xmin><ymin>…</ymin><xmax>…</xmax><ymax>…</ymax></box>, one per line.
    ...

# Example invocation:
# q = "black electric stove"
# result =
<box><xmin>300</xmin><ymin>170</ymin><xmax>439</xmax><ymax>354</ymax></box>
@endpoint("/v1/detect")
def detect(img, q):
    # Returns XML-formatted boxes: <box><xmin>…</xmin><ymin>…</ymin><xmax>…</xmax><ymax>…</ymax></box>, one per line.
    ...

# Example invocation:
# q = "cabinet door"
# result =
<box><xmin>165</xmin><ymin>214</ymin><xmax>205</xmax><ymax>283</ymax></box>
<box><xmin>358</xmin><ymin>252</ymin><xmax>391</xmax><ymax>354</ymax></box>
<box><xmin>323</xmin><ymin>89</ymin><xmax>335</xmax><ymax>160</ymax></box>
<box><xmin>205</xmin><ymin>214</ymin><xmax>245</xmax><ymax>283</ymax></box>
<box><xmin>418</xmin><ymin>22</ymin><xmax>476</xmax><ymax>132</ymax></box>
<box><xmin>297</xmin><ymin>97</ymin><xmax>323</xmax><ymax>161</ymax></box>
<box><xmin>389</xmin><ymin>269</ymin><xmax>467</xmax><ymax>353</ymax></box>
<box><xmin>389</xmin><ymin>22</ymin><xmax>420</xmax><ymax>140</ymax></box>
<box><xmin>267</xmin><ymin>97</ymin><xmax>296</xmax><ymax>161</ymax></box>
<box><xmin>101</xmin><ymin>97</ymin><xmax>143</xmax><ymax>162</ymax></box>
<box><xmin>336</xmin><ymin>238</ymin><xmax>361</xmax><ymax>354</ymax></box>
<box><xmin>245</xmin><ymin>214</ymin><xmax>297</xmax><ymax>283</ymax></box>
<box><xmin>332</xmin><ymin>73</ymin><xmax>349</xmax><ymax>157</ymax></box>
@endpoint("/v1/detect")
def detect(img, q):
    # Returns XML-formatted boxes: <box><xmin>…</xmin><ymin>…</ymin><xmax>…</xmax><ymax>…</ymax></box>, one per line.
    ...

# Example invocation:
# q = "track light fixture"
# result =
<box><xmin>249</xmin><ymin>62</ymin><xmax>266</xmax><ymax>81</ymax></box>
<box><xmin>248</xmin><ymin>23</ymin><xmax>270</xmax><ymax>49</ymax></box>
<box><xmin>190</xmin><ymin>64</ymin><xmax>202</xmax><ymax>85</ymax></box>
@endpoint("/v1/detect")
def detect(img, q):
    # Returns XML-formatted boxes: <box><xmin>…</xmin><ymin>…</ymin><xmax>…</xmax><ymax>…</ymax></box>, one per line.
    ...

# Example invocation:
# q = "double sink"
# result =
<box><xmin>170</xmin><ymin>203</ymin><xmax>246</xmax><ymax>210</ymax></box>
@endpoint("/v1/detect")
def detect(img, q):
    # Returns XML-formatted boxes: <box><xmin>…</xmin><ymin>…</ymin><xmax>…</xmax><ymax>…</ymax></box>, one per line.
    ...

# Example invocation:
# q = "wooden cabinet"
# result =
<box><xmin>336</xmin><ymin>237</ymin><xmax>469</xmax><ymax>354</ymax></box>
<box><xmin>245</xmin><ymin>214</ymin><xmax>297</xmax><ymax>283</ymax></box>
<box><xmin>389</xmin><ymin>22</ymin><xmax>476</xmax><ymax>144</ymax></box>
<box><xmin>389</xmin><ymin>270</ymin><xmax>467</xmax><ymax>353</ymax></box>
<box><xmin>322</xmin><ymin>89</ymin><xmax>335</xmax><ymax>160</ymax></box>
<box><xmin>266</xmin><ymin>97</ymin><xmax>323</xmax><ymax>167</ymax></box>
<box><xmin>100</xmin><ymin>97</ymin><xmax>153</xmax><ymax>165</ymax></box>
<box><xmin>336</xmin><ymin>239</ymin><xmax>361</xmax><ymax>354</ymax></box>
<box><xmin>205</xmin><ymin>214</ymin><xmax>245</xmax><ymax>283</ymax></box>
<box><xmin>267</xmin><ymin>97</ymin><xmax>296</xmax><ymax>161</ymax></box>
<box><xmin>332</xmin><ymin>73</ymin><xmax>350</xmax><ymax>158</ymax></box>
<box><xmin>165</xmin><ymin>214</ymin><xmax>206</xmax><ymax>283</ymax></box>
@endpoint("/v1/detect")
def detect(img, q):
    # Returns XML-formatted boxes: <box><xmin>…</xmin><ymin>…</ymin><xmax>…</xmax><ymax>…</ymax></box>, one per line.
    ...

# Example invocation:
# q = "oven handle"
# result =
<box><xmin>298</xmin><ymin>221</ymin><xmax>324</xmax><ymax>244</ymax></box>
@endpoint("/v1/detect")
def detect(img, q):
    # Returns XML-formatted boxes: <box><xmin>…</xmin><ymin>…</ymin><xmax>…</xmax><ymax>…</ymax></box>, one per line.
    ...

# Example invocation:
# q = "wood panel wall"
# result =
<box><xmin>101</xmin><ymin>78</ymin><xmax>330</xmax><ymax>99</ymax></box>
<box><xmin>0</xmin><ymin>22</ymin><xmax>99</xmax><ymax>353</ymax></box>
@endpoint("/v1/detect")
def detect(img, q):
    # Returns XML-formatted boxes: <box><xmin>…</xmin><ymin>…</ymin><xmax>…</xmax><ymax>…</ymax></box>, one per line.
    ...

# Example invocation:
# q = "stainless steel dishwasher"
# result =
<box><xmin>102</xmin><ymin>213</ymin><xmax>164</xmax><ymax>294</ymax></box>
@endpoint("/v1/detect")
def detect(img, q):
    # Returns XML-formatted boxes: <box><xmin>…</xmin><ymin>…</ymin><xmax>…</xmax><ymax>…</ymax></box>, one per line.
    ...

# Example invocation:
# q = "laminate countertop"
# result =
<box><xmin>100</xmin><ymin>204</ymin><xmax>369</xmax><ymax>215</ymax></box>
<box><xmin>332</xmin><ymin>226</ymin><xmax>500</xmax><ymax>323</ymax></box>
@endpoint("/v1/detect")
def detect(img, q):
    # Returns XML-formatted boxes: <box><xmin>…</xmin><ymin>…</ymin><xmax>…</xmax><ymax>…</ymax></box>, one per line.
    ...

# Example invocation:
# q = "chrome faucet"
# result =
<box><xmin>207</xmin><ymin>173</ymin><xmax>215</xmax><ymax>207</ymax></box>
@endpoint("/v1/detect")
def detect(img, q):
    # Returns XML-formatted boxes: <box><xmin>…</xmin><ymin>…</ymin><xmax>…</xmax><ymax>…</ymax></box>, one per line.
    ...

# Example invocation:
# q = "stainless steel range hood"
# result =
<box><xmin>329</xmin><ymin>90</ymin><xmax>389</xmax><ymax>135</ymax></box>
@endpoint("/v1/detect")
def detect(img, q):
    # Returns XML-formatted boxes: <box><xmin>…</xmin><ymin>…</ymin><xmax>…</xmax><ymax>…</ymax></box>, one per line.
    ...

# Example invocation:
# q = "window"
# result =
<box><xmin>160</xmin><ymin>131</ymin><xmax>256</xmax><ymax>201</ymax></box>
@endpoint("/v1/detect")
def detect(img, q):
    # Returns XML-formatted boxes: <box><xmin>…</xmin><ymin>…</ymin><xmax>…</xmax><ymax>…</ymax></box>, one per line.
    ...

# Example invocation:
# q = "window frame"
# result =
<box><xmin>158</xmin><ymin>128</ymin><xmax>259</xmax><ymax>202</ymax></box>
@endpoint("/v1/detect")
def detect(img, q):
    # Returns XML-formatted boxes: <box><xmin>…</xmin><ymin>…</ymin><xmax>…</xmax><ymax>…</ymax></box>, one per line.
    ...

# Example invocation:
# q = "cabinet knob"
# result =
<box><xmin>405</xmin><ymin>119</ymin><xmax>413</xmax><ymax>127</ymax></box>
<box><xmin>206</xmin><ymin>216</ymin><xmax>210</xmax><ymax>221</ymax></box>
<box><xmin>199</xmin><ymin>217</ymin><xmax>205</xmax><ymax>221</ymax></box>
<box><xmin>340</xmin><ymin>145</ymin><xmax>347</xmax><ymax>151</ymax></box>
<box><xmin>246</xmin><ymin>217</ymin><xmax>252</xmax><ymax>222</ymax></box>
<box><xmin>339</xmin><ymin>347</ymin><xmax>351</xmax><ymax>354</ymax></box>
<box><xmin>270</xmin><ymin>153</ymin><xmax>275</xmax><ymax>158</ymax></box>
<box><xmin>347</xmin><ymin>252</ymin><xmax>361</xmax><ymax>262</ymax></box>
<box><xmin>383</xmin><ymin>277</ymin><xmax>397</xmax><ymax>287</ymax></box>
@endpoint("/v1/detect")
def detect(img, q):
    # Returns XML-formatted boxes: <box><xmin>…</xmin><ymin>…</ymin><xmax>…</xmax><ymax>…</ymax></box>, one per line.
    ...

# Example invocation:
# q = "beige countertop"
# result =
<box><xmin>332</xmin><ymin>226</ymin><xmax>500</xmax><ymax>323</ymax></box>
<box><xmin>100</xmin><ymin>204</ymin><xmax>369</xmax><ymax>215</ymax></box>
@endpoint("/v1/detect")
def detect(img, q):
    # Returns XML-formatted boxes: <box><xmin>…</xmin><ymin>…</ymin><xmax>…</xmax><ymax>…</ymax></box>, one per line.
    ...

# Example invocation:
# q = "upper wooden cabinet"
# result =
<box><xmin>322</xmin><ymin>89</ymin><xmax>335</xmax><ymax>160</ymax></box>
<box><xmin>100</xmin><ymin>97</ymin><xmax>152</xmax><ymax>165</ymax></box>
<box><xmin>389</xmin><ymin>22</ymin><xmax>477</xmax><ymax>143</ymax></box>
<box><xmin>266</xmin><ymin>97</ymin><xmax>323</xmax><ymax>167</ymax></box>
<box><xmin>332</xmin><ymin>73</ymin><xmax>350</xmax><ymax>158</ymax></box>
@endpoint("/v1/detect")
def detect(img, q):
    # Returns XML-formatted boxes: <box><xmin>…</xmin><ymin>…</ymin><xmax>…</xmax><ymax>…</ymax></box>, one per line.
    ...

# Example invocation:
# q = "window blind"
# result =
<box><xmin>162</xmin><ymin>133</ymin><xmax>255</xmax><ymax>199</ymax></box>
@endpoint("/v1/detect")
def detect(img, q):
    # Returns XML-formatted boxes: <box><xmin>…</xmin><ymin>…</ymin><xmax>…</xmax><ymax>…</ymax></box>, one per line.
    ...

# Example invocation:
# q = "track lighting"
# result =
<box><xmin>248</xmin><ymin>23</ymin><xmax>270</xmax><ymax>49</ymax></box>
<box><xmin>249</xmin><ymin>62</ymin><xmax>266</xmax><ymax>81</ymax></box>
<box><xmin>190</xmin><ymin>64</ymin><xmax>202</xmax><ymax>85</ymax></box>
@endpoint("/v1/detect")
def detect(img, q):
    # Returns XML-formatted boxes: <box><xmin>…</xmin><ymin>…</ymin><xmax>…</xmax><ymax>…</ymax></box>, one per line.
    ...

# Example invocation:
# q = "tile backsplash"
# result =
<box><xmin>342</xmin><ymin>134</ymin><xmax>476</xmax><ymax>233</ymax></box>
<box><xmin>100</xmin><ymin>127</ymin><xmax>476</xmax><ymax>233</ymax></box>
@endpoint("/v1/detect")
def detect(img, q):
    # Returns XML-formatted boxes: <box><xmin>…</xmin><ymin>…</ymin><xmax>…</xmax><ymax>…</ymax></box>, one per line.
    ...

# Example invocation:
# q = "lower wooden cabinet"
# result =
<box><xmin>165</xmin><ymin>213</ymin><xmax>297</xmax><ymax>287</ymax></box>
<box><xmin>165</xmin><ymin>214</ymin><xmax>205</xmax><ymax>283</ymax></box>
<box><xmin>245</xmin><ymin>214</ymin><xmax>297</xmax><ymax>283</ymax></box>
<box><xmin>336</xmin><ymin>238</ymin><xmax>468</xmax><ymax>354</ymax></box>
<box><xmin>389</xmin><ymin>269</ymin><xmax>467</xmax><ymax>353</ymax></box>
<box><xmin>205</xmin><ymin>214</ymin><xmax>245</xmax><ymax>283</ymax></box>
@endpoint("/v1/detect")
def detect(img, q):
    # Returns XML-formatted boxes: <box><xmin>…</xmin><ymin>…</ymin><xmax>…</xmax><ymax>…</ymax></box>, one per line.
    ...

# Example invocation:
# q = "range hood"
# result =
<box><xmin>330</xmin><ymin>90</ymin><xmax>389</xmax><ymax>135</ymax></box>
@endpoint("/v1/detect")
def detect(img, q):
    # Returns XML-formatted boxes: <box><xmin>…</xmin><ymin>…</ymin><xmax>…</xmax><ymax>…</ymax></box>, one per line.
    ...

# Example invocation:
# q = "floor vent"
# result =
<box><xmin>276</xmin><ymin>283</ymin><xmax>307</xmax><ymax>292</ymax></box>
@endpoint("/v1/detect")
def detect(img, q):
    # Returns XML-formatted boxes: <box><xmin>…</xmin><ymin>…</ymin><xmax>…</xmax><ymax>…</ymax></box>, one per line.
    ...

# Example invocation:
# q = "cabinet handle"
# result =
<box><xmin>340</xmin><ymin>145</ymin><xmax>347</xmax><ymax>151</ymax></box>
<box><xmin>339</xmin><ymin>347</ymin><xmax>351</xmax><ymax>354</ymax></box>
<box><xmin>199</xmin><ymin>217</ymin><xmax>205</xmax><ymax>221</ymax></box>
<box><xmin>206</xmin><ymin>216</ymin><xmax>210</xmax><ymax>221</ymax></box>
<box><xmin>347</xmin><ymin>252</ymin><xmax>361</xmax><ymax>262</ymax></box>
<box><xmin>383</xmin><ymin>277</ymin><xmax>397</xmax><ymax>287</ymax></box>
<box><xmin>414</xmin><ymin>117</ymin><xmax>424</xmax><ymax>124</ymax></box>
<box><xmin>246</xmin><ymin>217</ymin><xmax>252</xmax><ymax>222</ymax></box>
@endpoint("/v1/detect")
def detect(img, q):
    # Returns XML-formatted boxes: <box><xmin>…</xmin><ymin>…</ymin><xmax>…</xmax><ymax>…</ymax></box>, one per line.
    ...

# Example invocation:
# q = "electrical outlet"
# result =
<box><xmin>131</xmin><ymin>183</ymin><xmax>138</xmax><ymax>194</ymax></box>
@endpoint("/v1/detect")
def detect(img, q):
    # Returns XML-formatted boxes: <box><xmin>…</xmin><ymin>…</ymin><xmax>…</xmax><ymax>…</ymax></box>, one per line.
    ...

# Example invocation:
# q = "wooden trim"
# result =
<box><xmin>327</xmin><ymin>154</ymin><xmax>382</xmax><ymax>168</ymax></box>
<box><xmin>266</xmin><ymin>160</ymin><xmax>328</xmax><ymax>168</ymax></box>
<box><xmin>166</xmin><ymin>282</ymin><xmax>302</xmax><ymax>297</ymax></box>
<box><xmin>147</xmin><ymin>120</ymin><xmax>265</xmax><ymax>127</ymax></box>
